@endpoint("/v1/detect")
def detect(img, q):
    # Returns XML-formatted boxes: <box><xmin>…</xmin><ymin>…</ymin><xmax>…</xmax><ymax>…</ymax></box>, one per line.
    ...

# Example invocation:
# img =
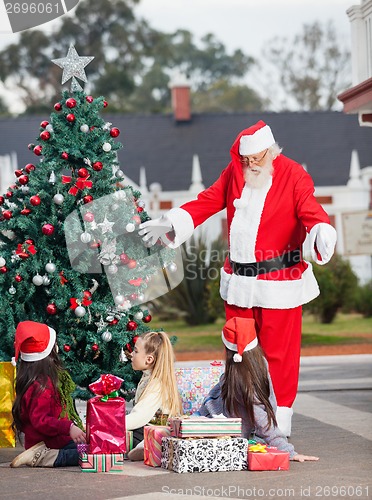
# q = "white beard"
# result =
<box><xmin>244</xmin><ymin>160</ymin><xmax>273</xmax><ymax>189</ymax></box>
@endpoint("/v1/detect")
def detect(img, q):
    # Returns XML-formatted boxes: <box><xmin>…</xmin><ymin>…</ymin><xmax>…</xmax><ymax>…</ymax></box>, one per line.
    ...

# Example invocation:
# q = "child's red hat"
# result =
<box><xmin>14</xmin><ymin>321</ymin><xmax>56</xmax><ymax>362</ymax></box>
<box><xmin>222</xmin><ymin>317</ymin><xmax>258</xmax><ymax>362</ymax></box>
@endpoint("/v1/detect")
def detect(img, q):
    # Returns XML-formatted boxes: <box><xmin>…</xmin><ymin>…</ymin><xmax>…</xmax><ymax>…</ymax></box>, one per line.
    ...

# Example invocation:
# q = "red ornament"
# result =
<box><xmin>91</xmin><ymin>343</ymin><xmax>99</xmax><ymax>352</ymax></box>
<box><xmin>132</xmin><ymin>335</ymin><xmax>139</xmax><ymax>343</ymax></box>
<box><xmin>6</xmin><ymin>191</ymin><xmax>13</xmax><ymax>198</ymax></box>
<box><xmin>0</xmin><ymin>266</ymin><xmax>7</xmax><ymax>273</ymax></box>
<box><xmin>40</xmin><ymin>131</ymin><xmax>50</xmax><ymax>141</ymax></box>
<box><xmin>25</xmin><ymin>163</ymin><xmax>36</xmax><ymax>173</ymax></box>
<box><xmin>127</xmin><ymin>259</ymin><xmax>137</xmax><ymax>269</ymax></box>
<box><xmin>15</xmin><ymin>275</ymin><xmax>22</xmax><ymax>282</ymax></box>
<box><xmin>25</xmin><ymin>239</ymin><xmax>34</xmax><ymax>245</ymax></box>
<box><xmin>66</xmin><ymin>113</ymin><xmax>75</xmax><ymax>122</ymax></box>
<box><xmin>90</xmin><ymin>240</ymin><xmax>101</xmax><ymax>249</ymax></box>
<box><xmin>0</xmin><ymin>196</ymin><xmax>4</xmax><ymax>205</ymax></box>
<box><xmin>20</xmin><ymin>208</ymin><xmax>32</xmax><ymax>215</ymax></box>
<box><xmin>137</xmin><ymin>207</ymin><xmax>144</xmax><ymax>213</ymax></box>
<box><xmin>109</xmin><ymin>318</ymin><xmax>119</xmax><ymax>325</ymax></box>
<box><xmin>92</xmin><ymin>161</ymin><xmax>103</xmax><ymax>171</ymax></box>
<box><xmin>3</xmin><ymin>210</ymin><xmax>12</xmax><ymax>219</ymax></box>
<box><xmin>40</xmin><ymin>120</ymin><xmax>49</xmax><ymax>128</ymax></box>
<box><xmin>127</xmin><ymin>321</ymin><xmax>137</xmax><ymax>331</ymax></box>
<box><xmin>126</xmin><ymin>343</ymin><xmax>132</xmax><ymax>353</ymax></box>
<box><xmin>110</xmin><ymin>127</ymin><xmax>120</xmax><ymax>138</ymax></box>
<box><xmin>130</xmin><ymin>293</ymin><xmax>137</xmax><ymax>301</ymax></box>
<box><xmin>15</xmin><ymin>170</ymin><xmax>23</xmax><ymax>177</ymax></box>
<box><xmin>78</xmin><ymin>167</ymin><xmax>89</xmax><ymax>178</ymax></box>
<box><xmin>66</xmin><ymin>98</ymin><xmax>77</xmax><ymax>108</ymax></box>
<box><xmin>54</xmin><ymin>102</ymin><xmax>62</xmax><ymax>111</ymax></box>
<box><xmin>63</xmin><ymin>344</ymin><xmax>71</xmax><ymax>352</ymax></box>
<box><xmin>143</xmin><ymin>314</ymin><xmax>152</xmax><ymax>323</ymax></box>
<box><xmin>83</xmin><ymin>195</ymin><xmax>93</xmax><ymax>204</ymax></box>
<box><xmin>119</xmin><ymin>253</ymin><xmax>129</xmax><ymax>265</ymax></box>
<box><xmin>33</xmin><ymin>145</ymin><xmax>42</xmax><ymax>156</ymax></box>
<box><xmin>61</xmin><ymin>152</ymin><xmax>69</xmax><ymax>160</ymax></box>
<box><xmin>86</xmin><ymin>96</ymin><xmax>94</xmax><ymax>103</ymax></box>
<box><xmin>46</xmin><ymin>303</ymin><xmax>57</xmax><ymax>315</ymax></box>
<box><xmin>18</xmin><ymin>175</ymin><xmax>29</xmax><ymax>185</ymax></box>
<box><xmin>42</xmin><ymin>223</ymin><xmax>55</xmax><ymax>235</ymax></box>
<box><xmin>103</xmin><ymin>100</ymin><xmax>108</xmax><ymax>108</ymax></box>
<box><xmin>83</xmin><ymin>290</ymin><xmax>92</xmax><ymax>300</ymax></box>
<box><xmin>30</xmin><ymin>195</ymin><xmax>41</xmax><ymax>206</ymax></box>
<box><xmin>83</xmin><ymin>212</ymin><xmax>94</xmax><ymax>222</ymax></box>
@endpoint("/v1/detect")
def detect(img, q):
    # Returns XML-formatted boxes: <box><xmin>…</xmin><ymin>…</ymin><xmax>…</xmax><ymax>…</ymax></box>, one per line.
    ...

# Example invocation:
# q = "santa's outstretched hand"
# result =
<box><xmin>139</xmin><ymin>216</ymin><xmax>174</xmax><ymax>246</ymax></box>
<box><xmin>309</xmin><ymin>223</ymin><xmax>337</xmax><ymax>265</ymax></box>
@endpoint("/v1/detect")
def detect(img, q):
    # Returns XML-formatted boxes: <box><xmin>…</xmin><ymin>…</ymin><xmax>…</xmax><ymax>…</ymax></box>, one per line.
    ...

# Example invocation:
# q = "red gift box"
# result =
<box><xmin>86</xmin><ymin>374</ymin><xmax>126</xmax><ymax>454</ymax></box>
<box><xmin>248</xmin><ymin>444</ymin><xmax>290</xmax><ymax>471</ymax></box>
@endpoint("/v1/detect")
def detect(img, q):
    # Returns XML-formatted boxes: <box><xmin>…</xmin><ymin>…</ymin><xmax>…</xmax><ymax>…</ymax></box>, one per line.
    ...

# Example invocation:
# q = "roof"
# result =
<box><xmin>0</xmin><ymin>111</ymin><xmax>371</xmax><ymax>191</ymax></box>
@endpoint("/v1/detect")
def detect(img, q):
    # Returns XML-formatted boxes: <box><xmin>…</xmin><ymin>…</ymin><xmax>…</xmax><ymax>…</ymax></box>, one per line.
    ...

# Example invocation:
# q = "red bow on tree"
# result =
<box><xmin>69</xmin><ymin>292</ymin><xmax>92</xmax><ymax>310</ymax></box>
<box><xmin>62</xmin><ymin>175</ymin><xmax>93</xmax><ymax>196</ymax></box>
<box><xmin>15</xmin><ymin>242</ymin><xmax>37</xmax><ymax>259</ymax></box>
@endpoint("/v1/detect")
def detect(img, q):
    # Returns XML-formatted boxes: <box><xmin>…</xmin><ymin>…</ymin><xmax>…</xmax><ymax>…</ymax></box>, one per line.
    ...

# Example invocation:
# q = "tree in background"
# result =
<box><xmin>259</xmin><ymin>20</ymin><xmax>350</xmax><ymax>111</ymax></box>
<box><xmin>0</xmin><ymin>0</ymin><xmax>261</xmax><ymax>115</ymax></box>
<box><xmin>0</xmin><ymin>46</ymin><xmax>177</xmax><ymax>399</ymax></box>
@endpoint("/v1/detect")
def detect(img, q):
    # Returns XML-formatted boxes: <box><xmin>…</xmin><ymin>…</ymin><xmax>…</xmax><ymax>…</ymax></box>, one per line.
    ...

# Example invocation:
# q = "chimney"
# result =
<box><xmin>169</xmin><ymin>73</ymin><xmax>191</xmax><ymax>122</ymax></box>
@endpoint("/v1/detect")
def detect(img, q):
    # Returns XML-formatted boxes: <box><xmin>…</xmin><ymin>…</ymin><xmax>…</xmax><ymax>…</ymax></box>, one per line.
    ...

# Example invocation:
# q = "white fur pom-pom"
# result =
<box><xmin>11</xmin><ymin>357</ymin><xmax>16</xmax><ymax>367</ymax></box>
<box><xmin>233</xmin><ymin>353</ymin><xmax>242</xmax><ymax>362</ymax></box>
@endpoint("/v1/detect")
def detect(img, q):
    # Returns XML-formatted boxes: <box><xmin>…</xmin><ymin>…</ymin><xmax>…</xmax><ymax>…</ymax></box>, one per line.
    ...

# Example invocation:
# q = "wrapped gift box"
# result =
<box><xmin>161</xmin><ymin>436</ymin><xmax>248</xmax><ymax>473</ymax></box>
<box><xmin>79</xmin><ymin>452</ymin><xmax>124</xmax><ymax>473</ymax></box>
<box><xmin>169</xmin><ymin>416</ymin><xmax>241</xmax><ymax>438</ymax></box>
<box><xmin>248</xmin><ymin>444</ymin><xmax>290</xmax><ymax>471</ymax></box>
<box><xmin>144</xmin><ymin>425</ymin><xmax>171</xmax><ymax>467</ymax></box>
<box><xmin>124</xmin><ymin>430</ymin><xmax>133</xmax><ymax>459</ymax></box>
<box><xmin>175</xmin><ymin>362</ymin><xmax>224</xmax><ymax>415</ymax></box>
<box><xmin>87</xmin><ymin>375</ymin><xmax>126</xmax><ymax>454</ymax></box>
<box><xmin>0</xmin><ymin>362</ymin><xmax>16</xmax><ymax>448</ymax></box>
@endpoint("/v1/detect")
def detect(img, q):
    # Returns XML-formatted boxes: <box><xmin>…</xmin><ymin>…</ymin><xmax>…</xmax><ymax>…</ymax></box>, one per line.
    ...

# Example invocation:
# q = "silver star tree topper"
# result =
<box><xmin>52</xmin><ymin>44</ymin><xmax>94</xmax><ymax>89</ymax></box>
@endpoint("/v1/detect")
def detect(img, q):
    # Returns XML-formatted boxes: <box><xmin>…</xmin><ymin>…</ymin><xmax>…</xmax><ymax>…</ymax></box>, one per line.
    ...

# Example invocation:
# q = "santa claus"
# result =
<box><xmin>139</xmin><ymin>120</ymin><xmax>337</xmax><ymax>436</ymax></box>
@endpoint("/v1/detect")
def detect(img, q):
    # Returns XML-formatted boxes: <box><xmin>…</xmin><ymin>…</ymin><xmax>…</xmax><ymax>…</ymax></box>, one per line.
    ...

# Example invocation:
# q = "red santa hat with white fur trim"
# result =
<box><xmin>14</xmin><ymin>320</ymin><xmax>56</xmax><ymax>363</ymax></box>
<box><xmin>221</xmin><ymin>317</ymin><xmax>258</xmax><ymax>362</ymax></box>
<box><xmin>239</xmin><ymin>120</ymin><xmax>275</xmax><ymax>155</ymax></box>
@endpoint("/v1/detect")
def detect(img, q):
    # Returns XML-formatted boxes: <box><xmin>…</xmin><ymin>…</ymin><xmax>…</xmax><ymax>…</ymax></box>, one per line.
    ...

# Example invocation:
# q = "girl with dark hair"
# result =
<box><xmin>10</xmin><ymin>321</ymin><xmax>86</xmax><ymax>468</ymax></box>
<box><xmin>197</xmin><ymin>317</ymin><xmax>319</xmax><ymax>462</ymax></box>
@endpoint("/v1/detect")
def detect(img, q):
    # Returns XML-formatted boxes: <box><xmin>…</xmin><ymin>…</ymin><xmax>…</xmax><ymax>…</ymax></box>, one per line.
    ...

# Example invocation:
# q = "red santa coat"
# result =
<box><xmin>167</xmin><ymin>128</ymin><xmax>331</xmax><ymax>309</ymax></box>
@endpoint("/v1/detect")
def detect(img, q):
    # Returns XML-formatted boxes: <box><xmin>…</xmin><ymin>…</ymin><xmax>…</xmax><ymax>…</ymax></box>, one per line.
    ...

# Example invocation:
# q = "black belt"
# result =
<box><xmin>230</xmin><ymin>249</ymin><xmax>302</xmax><ymax>277</ymax></box>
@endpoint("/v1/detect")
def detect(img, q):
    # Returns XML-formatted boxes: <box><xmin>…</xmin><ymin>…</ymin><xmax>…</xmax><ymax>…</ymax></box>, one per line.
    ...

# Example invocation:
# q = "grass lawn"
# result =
<box><xmin>150</xmin><ymin>313</ymin><xmax>372</xmax><ymax>352</ymax></box>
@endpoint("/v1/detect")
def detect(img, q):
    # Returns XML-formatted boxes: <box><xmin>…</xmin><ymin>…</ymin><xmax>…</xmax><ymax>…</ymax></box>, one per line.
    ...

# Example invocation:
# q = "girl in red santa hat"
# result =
<box><xmin>10</xmin><ymin>320</ymin><xmax>86</xmax><ymax>468</ymax></box>
<box><xmin>197</xmin><ymin>317</ymin><xmax>319</xmax><ymax>462</ymax></box>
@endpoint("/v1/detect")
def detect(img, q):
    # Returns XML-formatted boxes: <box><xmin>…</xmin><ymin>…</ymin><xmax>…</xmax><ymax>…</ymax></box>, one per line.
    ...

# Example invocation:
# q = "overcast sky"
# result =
<box><xmin>0</xmin><ymin>0</ymin><xmax>354</xmax><ymax>112</ymax></box>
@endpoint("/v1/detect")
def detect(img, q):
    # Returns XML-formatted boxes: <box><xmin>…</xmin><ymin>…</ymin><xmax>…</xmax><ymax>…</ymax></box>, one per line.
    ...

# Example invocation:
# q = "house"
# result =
<box><xmin>0</xmin><ymin>76</ymin><xmax>371</xmax><ymax>283</ymax></box>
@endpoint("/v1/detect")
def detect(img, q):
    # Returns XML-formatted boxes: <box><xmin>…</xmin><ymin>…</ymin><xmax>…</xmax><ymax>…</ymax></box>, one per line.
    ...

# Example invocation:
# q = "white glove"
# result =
<box><xmin>138</xmin><ymin>216</ymin><xmax>174</xmax><ymax>247</ymax></box>
<box><xmin>309</xmin><ymin>223</ymin><xmax>337</xmax><ymax>265</ymax></box>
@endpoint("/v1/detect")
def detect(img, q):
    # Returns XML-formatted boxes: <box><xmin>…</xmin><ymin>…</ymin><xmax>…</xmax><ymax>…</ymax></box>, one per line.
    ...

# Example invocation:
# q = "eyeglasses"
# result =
<box><xmin>240</xmin><ymin>149</ymin><xmax>269</xmax><ymax>165</ymax></box>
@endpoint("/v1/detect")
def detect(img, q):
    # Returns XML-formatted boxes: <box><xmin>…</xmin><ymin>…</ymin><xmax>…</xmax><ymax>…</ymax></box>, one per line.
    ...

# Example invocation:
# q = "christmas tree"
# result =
<box><xmin>0</xmin><ymin>45</ymin><xmax>181</xmax><ymax>399</ymax></box>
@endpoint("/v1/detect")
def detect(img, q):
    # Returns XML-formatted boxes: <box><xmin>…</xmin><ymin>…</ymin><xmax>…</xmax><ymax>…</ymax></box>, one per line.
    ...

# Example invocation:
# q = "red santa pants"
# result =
<box><xmin>225</xmin><ymin>303</ymin><xmax>302</xmax><ymax>408</ymax></box>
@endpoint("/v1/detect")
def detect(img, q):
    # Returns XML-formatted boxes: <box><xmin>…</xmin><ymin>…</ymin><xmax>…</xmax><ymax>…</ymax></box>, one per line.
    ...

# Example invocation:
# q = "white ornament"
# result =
<box><xmin>138</xmin><ymin>200</ymin><xmax>145</xmax><ymax>208</ymax></box>
<box><xmin>80</xmin><ymin>124</ymin><xmax>89</xmax><ymax>133</ymax></box>
<box><xmin>168</xmin><ymin>262</ymin><xmax>178</xmax><ymax>273</ymax></box>
<box><xmin>102</xmin><ymin>142</ymin><xmax>112</xmax><ymax>152</ymax></box>
<box><xmin>105</xmin><ymin>315</ymin><xmax>115</xmax><ymax>322</ymax></box>
<box><xmin>75</xmin><ymin>306</ymin><xmax>86</xmax><ymax>317</ymax></box>
<box><xmin>0</xmin><ymin>257</ymin><xmax>5</xmax><ymax>267</ymax></box>
<box><xmin>137</xmin><ymin>293</ymin><xmax>145</xmax><ymax>302</ymax></box>
<box><xmin>98</xmin><ymin>216</ymin><xmax>115</xmax><ymax>234</ymax></box>
<box><xmin>83</xmin><ymin>157</ymin><xmax>92</xmax><ymax>167</ymax></box>
<box><xmin>111</xmin><ymin>203</ymin><xmax>119</xmax><ymax>211</ymax></box>
<box><xmin>113</xmin><ymin>190</ymin><xmax>126</xmax><ymax>201</ymax></box>
<box><xmin>103</xmin><ymin>122</ymin><xmax>112</xmax><ymax>131</ymax></box>
<box><xmin>126</xmin><ymin>223</ymin><xmax>135</xmax><ymax>233</ymax></box>
<box><xmin>114</xmin><ymin>294</ymin><xmax>125</xmax><ymax>305</ymax></box>
<box><xmin>101</xmin><ymin>330</ymin><xmax>112</xmax><ymax>342</ymax></box>
<box><xmin>32</xmin><ymin>274</ymin><xmax>43</xmax><ymax>286</ymax></box>
<box><xmin>8</xmin><ymin>286</ymin><xmax>16</xmax><ymax>295</ymax></box>
<box><xmin>115</xmin><ymin>170</ymin><xmax>124</xmax><ymax>179</ymax></box>
<box><xmin>80</xmin><ymin>232</ymin><xmax>92</xmax><ymax>243</ymax></box>
<box><xmin>45</xmin><ymin>262</ymin><xmax>56</xmax><ymax>273</ymax></box>
<box><xmin>21</xmin><ymin>186</ymin><xmax>30</xmax><ymax>194</ymax></box>
<box><xmin>42</xmin><ymin>275</ymin><xmax>51</xmax><ymax>286</ymax></box>
<box><xmin>46</xmin><ymin>124</ymin><xmax>54</xmax><ymax>133</ymax></box>
<box><xmin>49</xmin><ymin>171</ymin><xmax>56</xmax><ymax>184</ymax></box>
<box><xmin>53</xmin><ymin>193</ymin><xmax>64</xmax><ymax>205</ymax></box>
<box><xmin>107</xmin><ymin>264</ymin><xmax>118</xmax><ymax>274</ymax></box>
<box><xmin>134</xmin><ymin>311</ymin><xmax>144</xmax><ymax>320</ymax></box>
<box><xmin>117</xmin><ymin>300</ymin><xmax>131</xmax><ymax>311</ymax></box>
<box><xmin>119</xmin><ymin>348</ymin><xmax>128</xmax><ymax>362</ymax></box>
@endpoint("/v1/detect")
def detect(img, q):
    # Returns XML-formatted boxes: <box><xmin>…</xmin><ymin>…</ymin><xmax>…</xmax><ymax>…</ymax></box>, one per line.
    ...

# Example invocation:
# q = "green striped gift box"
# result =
<box><xmin>79</xmin><ymin>453</ymin><xmax>124</xmax><ymax>473</ymax></box>
<box><xmin>169</xmin><ymin>416</ymin><xmax>242</xmax><ymax>438</ymax></box>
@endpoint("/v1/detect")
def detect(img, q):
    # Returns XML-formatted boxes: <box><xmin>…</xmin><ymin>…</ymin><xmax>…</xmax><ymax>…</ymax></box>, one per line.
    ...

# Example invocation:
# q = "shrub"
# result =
<box><xmin>354</xmin><ymin>281</ymin><xmax>372</xmax><ymax>318</ymax></box>
<box><xmin>304</xmin><ymin>254</ymin><xmax>359</xmax><ymax>323</ymax></box>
